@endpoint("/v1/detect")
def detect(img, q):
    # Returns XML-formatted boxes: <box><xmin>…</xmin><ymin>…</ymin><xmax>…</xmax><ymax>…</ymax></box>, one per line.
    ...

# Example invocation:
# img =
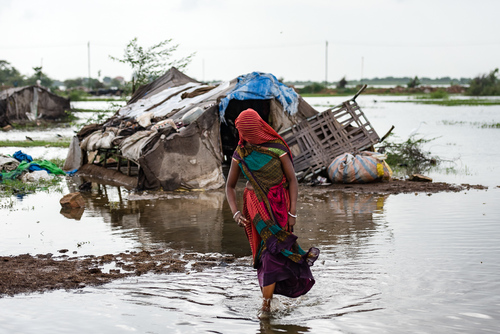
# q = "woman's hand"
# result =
<box><xmin>234</xmin><ymin>212</ymin><xmax>249</xmax><ymax>228</ymax></box>
<box><xmin>287</xmin><ymin>216</ymin><xmax>296</xmax><ymax>232</ymax></box>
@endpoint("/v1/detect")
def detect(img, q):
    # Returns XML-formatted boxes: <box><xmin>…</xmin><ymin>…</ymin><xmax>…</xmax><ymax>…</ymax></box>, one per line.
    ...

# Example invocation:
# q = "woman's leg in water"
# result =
<box><xmin>261</xmin><ymin>283</ymin><xmax>276</xmax><ymax>312</ymax></box>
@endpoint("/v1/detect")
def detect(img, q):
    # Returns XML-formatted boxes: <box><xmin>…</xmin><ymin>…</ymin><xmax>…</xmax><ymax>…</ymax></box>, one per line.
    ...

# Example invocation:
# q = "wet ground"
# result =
<box><xmin>1</xmin><ymin>97</ymin><xmax>499</xmax><ymax>333</ymax></box>
<box><xmin>0</xmin><ymin>181</ymin><xmax>487</xmax><ymax>298</ymax></box>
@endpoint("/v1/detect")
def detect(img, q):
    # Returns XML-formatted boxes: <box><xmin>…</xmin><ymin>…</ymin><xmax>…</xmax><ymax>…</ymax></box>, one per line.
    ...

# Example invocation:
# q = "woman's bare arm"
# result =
<box><xmin>225</xmin><ymin>159</ymin><xmax>248</xmax><ymax>227</ymax></box>
<box><xmin>280</xmin><ymin>154</ymin><xmax>298</xmax><ymax>228</ymax></box>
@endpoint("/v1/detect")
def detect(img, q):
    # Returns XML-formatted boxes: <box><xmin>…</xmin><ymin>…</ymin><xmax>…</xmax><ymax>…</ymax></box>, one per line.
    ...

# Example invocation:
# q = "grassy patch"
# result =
<box><xmin>387</xmin><ymin>99</ymin><xmax>500</xmax><ymax>106</ymax></box>
<box><xmin>415</xmin><ymin>90</ymin><xmax>450</xmax><ymax>99</ymax></box>
<box><xmin>440</xmin><ymin>120</ymin><xmax>500</xmax><ymax>128</ymax></box>
<box><xmin>71</xmin><ymin>108</ymin><xmax>106</xmax><ymax>113</ymax></box>
<box><xmin>8</xmin><ymin>119</ymin><xmax>73</xmax><ymax>130</ymax></box>
<box><xmin>0</xmin><ymin>177</ymin><xmax>64</xmax><ymax>198</ymax></box>
<box><xmin>0</xmin><ymin>140</ymin><xmax>70</xmax><ymax>148</ymax></box>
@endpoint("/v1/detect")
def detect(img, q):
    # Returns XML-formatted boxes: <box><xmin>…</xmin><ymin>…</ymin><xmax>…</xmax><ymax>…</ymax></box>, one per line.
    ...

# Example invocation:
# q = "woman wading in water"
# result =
<box><xmin>225</xmin><ymin>108</ymin><xmax>319</xmax><ymax>316</ymax></box>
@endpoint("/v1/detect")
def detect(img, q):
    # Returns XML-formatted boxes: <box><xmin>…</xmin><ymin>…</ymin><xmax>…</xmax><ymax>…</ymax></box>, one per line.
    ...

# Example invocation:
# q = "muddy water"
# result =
<box><xmin>1</xmin><ymin>98</ymin><xmax>500</xmax><ymax>333</ymax></box>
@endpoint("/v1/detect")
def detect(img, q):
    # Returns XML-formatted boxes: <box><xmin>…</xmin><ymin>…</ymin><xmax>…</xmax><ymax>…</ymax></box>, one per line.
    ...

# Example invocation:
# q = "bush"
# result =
<box><xmin>68</xmin><ymin>90</ymin><xmax>88</xmax><ymax>101</ymax></box>
<box><xmin>337</xmin><ymin>77</ymin><xmax>348</xmax><ymax>89</ymax></box>
<box><xmin>407</xmin><ymin>76</ymin><xmax>421</xmax><ymax>88</ymax></box>
<box><xmin>380</xmin><ymin>136</ymin><xmax>438</xmax><ymax>176</ymax></box>
<box><xmin>430</xmin><ymin>89</ymin><xmax>449</xmax><ymax>99</ymax></box>
<box><xmin>299</xmin><ymin>82</ymin><xmax>326</xmax><ymax>94</ymax></box>
<box><xmin>466</xmin><ymin>68</ymin><xmax>500</xmax><ymax>96</ymax></box>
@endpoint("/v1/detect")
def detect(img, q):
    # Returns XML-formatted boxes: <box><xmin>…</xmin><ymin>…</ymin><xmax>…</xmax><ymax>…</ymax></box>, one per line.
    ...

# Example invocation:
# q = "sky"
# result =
<box><xmin>1</xmin><ymin>0</ymin><xmax>499</xmax><ymax>83</ymax></box>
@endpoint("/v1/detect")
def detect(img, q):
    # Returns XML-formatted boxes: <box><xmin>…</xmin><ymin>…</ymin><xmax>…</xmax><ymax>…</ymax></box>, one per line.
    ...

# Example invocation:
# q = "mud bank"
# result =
<box><xmin>302</xmin><ymin>180</ymin><xmax>489</xmax><ymax>195</ymax></box>
<box><xmin>0</xmin><ymin>250</ymin><xmax>236</xmax><ymax>298</ymax></box>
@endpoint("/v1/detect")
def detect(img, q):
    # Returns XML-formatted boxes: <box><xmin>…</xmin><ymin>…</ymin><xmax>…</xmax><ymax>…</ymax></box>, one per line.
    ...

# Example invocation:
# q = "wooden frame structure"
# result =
<box><xmin>280</xmin><ymin>85</ymin><xmax>380</xmax><ymax>175</ymax></box>
<box><xmin>92</xmin><ymin>148</ymin><xmax>139</xmax><ymax>177</ymax></box>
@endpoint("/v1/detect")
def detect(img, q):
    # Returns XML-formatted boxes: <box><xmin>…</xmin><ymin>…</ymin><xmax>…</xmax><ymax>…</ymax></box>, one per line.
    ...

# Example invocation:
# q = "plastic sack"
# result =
<box><xmin>327</xmin><ymin>151</ymin><xmax>392</xmax><ymax>183</ymax></box>
<box><xmin>21</xmin><ymin>170</ymin><xmax>52</xmax><ymax>182</ymax></box>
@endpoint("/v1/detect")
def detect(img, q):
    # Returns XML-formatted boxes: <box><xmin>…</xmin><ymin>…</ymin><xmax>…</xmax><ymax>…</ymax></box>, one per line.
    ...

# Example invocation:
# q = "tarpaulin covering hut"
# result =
<box><xmin>0</xmin><ymin>85</ymin><xmax>70</xmax><ymax>127</ymax></box>
<box><xmin>67</xmin><ymin>67</ymin><xmax>317</xmax><ymax>190</ymax></box>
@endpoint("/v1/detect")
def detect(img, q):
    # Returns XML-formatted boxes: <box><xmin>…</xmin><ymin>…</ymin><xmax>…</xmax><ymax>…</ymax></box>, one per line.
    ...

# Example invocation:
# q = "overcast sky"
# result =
<box><xmin>1</xmin><ymin>0</ymin><xmax>499</xmax><ymax>83</ymax></box>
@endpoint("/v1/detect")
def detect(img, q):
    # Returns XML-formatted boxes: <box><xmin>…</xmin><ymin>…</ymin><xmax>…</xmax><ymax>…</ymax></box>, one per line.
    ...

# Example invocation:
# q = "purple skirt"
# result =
<box><xmin>257</xmin><ymin>247</ymin><xmax>319</xmax><ymax>298</ymax></box>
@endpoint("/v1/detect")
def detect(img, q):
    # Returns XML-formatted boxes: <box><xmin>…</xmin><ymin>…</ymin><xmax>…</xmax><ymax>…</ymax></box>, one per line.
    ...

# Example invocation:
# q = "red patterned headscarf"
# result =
<box><xmin>235</xmin><ymin>108</ymin><xmax>288</xmax><ymax>148</ymax></box>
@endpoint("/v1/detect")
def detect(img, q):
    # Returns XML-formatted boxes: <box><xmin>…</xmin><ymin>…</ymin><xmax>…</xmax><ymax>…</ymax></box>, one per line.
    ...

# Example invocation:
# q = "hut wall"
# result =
<box><xmin>5</xmin><ymin>88</ymin><xmax>32</xmax><ymax>121</ymax></box>
<box><xmin>2</xmin><ymin>87</ymin><xmax>69</xmax><ymax>122</ymax></box>
<box><xmin>37</xmin><ymin>89</ymin><xmax>70</xmax><ymax>119</ymax></box>
<box><xmin>138</xmin><ymin>106</ymin><xmax>224</xmax><ymax>191</ymax></box>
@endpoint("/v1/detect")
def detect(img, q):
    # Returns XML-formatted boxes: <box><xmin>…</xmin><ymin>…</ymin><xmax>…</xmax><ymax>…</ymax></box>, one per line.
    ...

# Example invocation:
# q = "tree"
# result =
<box><xmin>110</xmin><ymin>37</ymin><xmax>195</xmax><ymax>94</ymax></box>
<box><xmin>33</xmin><ymin>66</ymin><xmax>43</xmax><ymax>80</ymax></box>
<box><xmin>338</xmin><ymin>76</ymin><xmax>348</xmax><ymax>89</ymax></box>
<box><xmin>25</xmin><ymin>66</ymin><xmax>54</xmax><ymax>87</ymax></box>
<box><xmin>64</xmin><ymin>77</ymin><xmax>86</xmax><ymax>89</ymax></box>
<box><xmin>466</xmin><ymin>68</ymin><xmax>500</xmax><ymax>96</ymax></box>
<box><xmin>0</xmin><ymin>60</ymin><xmax>25</xmax><ymax>87</ymax></box>
<box><xmin>407</xmin><ymin>76</ymin><xmax>421</xmax><ymax>88</ymax></box>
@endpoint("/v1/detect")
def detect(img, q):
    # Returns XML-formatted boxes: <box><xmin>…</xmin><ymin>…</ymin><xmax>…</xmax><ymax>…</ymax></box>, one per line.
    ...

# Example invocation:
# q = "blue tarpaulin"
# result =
<box><xmin>219</xmin><ymin>72</ymin><xmax>299</xmax><ymax>122</ymax></box>
<box><xmin>13</xmin><ymin>150</ymin><xmax>33</xmax><ymax>163</ymax></box>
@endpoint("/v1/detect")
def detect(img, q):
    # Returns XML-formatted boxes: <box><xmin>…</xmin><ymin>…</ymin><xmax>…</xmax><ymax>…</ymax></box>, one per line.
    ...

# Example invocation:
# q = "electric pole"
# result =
<box><xmin>361</xmin><ymin>56</ymin><xmax>364</xmax><ymax>84</ymax></box>
<box><xmin>325</xmin><ymin>41</ymin><xmax>328</xmax><ymax>87</ymax></box>
<box><xmin>88</xmin><ymin>41</ymin><xmax>91</xmax><ymax>90</ymax></box>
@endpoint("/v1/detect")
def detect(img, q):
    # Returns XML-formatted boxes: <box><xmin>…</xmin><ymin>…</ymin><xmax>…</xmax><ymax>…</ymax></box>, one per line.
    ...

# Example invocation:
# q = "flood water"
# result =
<box><xmin>1</xmin><ymin>97</ymin><xmax>499</xmax><ymax>333</ymax></box>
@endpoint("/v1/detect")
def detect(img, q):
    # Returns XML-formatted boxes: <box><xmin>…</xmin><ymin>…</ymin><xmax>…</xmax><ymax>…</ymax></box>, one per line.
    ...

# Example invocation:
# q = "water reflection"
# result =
<box><xmin>59</xmin><ymin>207</ymin><xmax>85</xmax><ymax>220</ymax></box>
<box><xmin>258</xmin><ymin>319</ymin><xmax>311</xmax><ymax>334</ymax></box>
<box><xmin>65</xmin><ymin>180</ymin><xmax>391</xmax><ymax>261</ymax></box>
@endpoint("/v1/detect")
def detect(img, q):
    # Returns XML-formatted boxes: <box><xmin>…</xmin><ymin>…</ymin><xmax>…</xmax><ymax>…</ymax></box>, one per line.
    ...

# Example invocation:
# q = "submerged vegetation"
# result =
<box><xmin>0</xmin><ymin>177</ymin><xmax>64</xmax><ymax>198</ymax></box>
<box><xmin>416</xmin><ymin>89</ymin><xmax>449</xmax><ymax>99</ymax></box>
<box><xmin>440</xmin><ymin>120</ymin><xmax>500</xmax><ymax>128</ymax></box>
<box><xmin>0</xmin><ymin>140</ymin><xmax>70</xmax><ymax>148</ymax></box>
<box><xmin>388</xmin><ymin>98</ymin><xmax>500</xmax><ymax>106</ymax></box>
<box><xmin>0</xmin><ymin>158</ymin><xmax>65</xmax><ymax>197</ymax></box>
<box><xmin>379</xmin><ymin>135</ymin><xmax>439</xmax><ymax>176</ymax></box>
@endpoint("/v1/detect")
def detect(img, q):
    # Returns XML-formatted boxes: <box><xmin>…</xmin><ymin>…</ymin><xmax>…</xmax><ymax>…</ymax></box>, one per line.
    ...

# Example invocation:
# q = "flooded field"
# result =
<box><xmin>1</xmin><ymin>97</ymin><xmax>499</xmax><ymax>333</ymax></box>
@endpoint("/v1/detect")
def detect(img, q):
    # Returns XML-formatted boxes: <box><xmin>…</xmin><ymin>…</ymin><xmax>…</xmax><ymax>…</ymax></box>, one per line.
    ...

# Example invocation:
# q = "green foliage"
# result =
<box><xmin>337</xmin><ymin>77</ymin><xmax>348</xmax><ymax>89</ymax></box>
<box><xmin>64</xmin><ymin>77</ymin><xmax>86</xmax><ymax>89</ymax></box>
<box><xmin>407</xmin><ymin>76</ymin><xmax>421</xmax><ymax>88</ymax></box>
<box><xmin>47</xmin><ymin>158</ymin><xmax>65</xmax><ymax>168</ymax></box>
<box><xmin>24</xmin><ymin>65</ymin><xmax>54</xmax><ymax>87</ymax></box>
<box><xmin>381</xmin><ymin>135</ymin><xmax>439</xmax><ymax>176</ymax></box>
<box><xmin>441</xmin><ymin>120</ymin><xmax>500</xmax><ymax>128</ymax></box>
<box><xmin>68</xmin><ymin>89</ymin><xmax>89</xmax><ymax>101</ymax></box>
<box><xmin>0</xmin><ymin>177</ymin><xmax>63</xmax><ymax>197</ymax></box>
<box><xmin>299</xmin><ymin>82</ymin><xmax>326</xmax><ymax>94</ymax></box>
<box><xmin>0</xmin><ymin>60</ymin><xmax>25</xmax><ymax>86</ymax></box>
<box><xmin>389</xmin><ymin>98</ymin><xmax>500</xmax><ymax>106</ymax></box>
<box><xmin>110</xmin><ymin>37</ymin><xmax>195</xmax><ymax>94</ymax></box>
<box><xmin>466</xmin><ymin>68</ymin><xmax>500</xmax><ymax>96</ymax></box>
<box><xmin>0</xmin><ymin>140</ymin><xmax>70</xmax><ymax>148</ymax></box>
<box><xmin>287</xmin><ymin>77</ymin><xmax>471</xmax><ymax>88</ymax></box>
<box><xmin>63</xmin><ymin>77</ymin><xmax>105</xmax><ymax>90</ymax></box>
<box><xmin>430</xmin><ymin>89</ymin><xmax>449</xmax><ymax>99</ymax></box>
<box><xmin>80</xmin><ymin>102</ymin><xmax>122</xmax><ymax>127</ymax></box>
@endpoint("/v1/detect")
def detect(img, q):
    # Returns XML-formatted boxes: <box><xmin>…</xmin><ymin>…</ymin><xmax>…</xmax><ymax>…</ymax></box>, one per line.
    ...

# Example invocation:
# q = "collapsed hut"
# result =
<box><xmin>0</xmin><ymin>85</ymin><xmax>70</xmax><ymax>127</ymax></box>
<box><xmin>66</xmin><ymin>67</ymin><xmax>379</xmax><ymax>190</ymax></box>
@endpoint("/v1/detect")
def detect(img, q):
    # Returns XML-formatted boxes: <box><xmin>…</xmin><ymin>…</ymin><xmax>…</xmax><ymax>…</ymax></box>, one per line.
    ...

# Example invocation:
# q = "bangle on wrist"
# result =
<box><xmin>233</xmin><ymin>211</ymin><xmax>241</xmax><ymax>219</ymax></box>
<box><xmin>288</xmin><ymin>212</ymin><xmax>297</xmax><ymax>218</ymax></box>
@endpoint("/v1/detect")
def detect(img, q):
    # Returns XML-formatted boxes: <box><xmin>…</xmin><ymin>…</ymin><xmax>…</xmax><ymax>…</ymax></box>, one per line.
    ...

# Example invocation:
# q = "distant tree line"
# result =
<box><xmin>0</xmin><ymin>60</ymin><xmax>55</xmax><ymax>88</ymax></box>
<box><xmin>0</xmin><ymin>59</ymin><xmax>125</xmax><ymax>90</ymax></box>
<box><xmin>291</xmin><ymin>69</ymin><xmax>500</xmax><ymax>96</ymax></box>
<box><xmin>286</xmin><ymin>76</ymin><xmax>471</xmax><ymax>88</ymax></box>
